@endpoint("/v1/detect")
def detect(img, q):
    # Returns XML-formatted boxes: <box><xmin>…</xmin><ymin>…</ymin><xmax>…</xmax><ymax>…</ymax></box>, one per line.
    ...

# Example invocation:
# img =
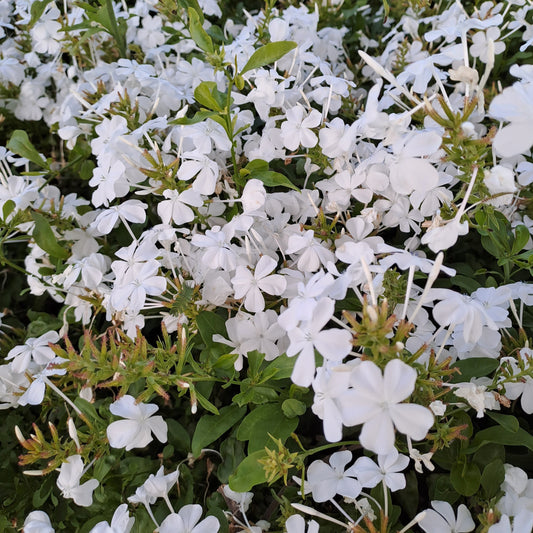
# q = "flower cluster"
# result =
<box><xmin>1</xmin><ymin>0</ymin><xmax>533</xmax><ymax>531</ymax></box>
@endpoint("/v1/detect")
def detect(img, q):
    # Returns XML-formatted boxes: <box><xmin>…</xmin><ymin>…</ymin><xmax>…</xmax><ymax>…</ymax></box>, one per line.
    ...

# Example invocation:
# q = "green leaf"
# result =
<box><xmin>171</xmin><ymin>110</ymin><xmax>219</xmax><ymax>125</ymax></box>
<box><xmin>2</xmin><ymin>199</ymin><xmax>15</xmax><ymax>221</ymax></box>
<box><xmin>450</xmin><ymin>458</ymin><xmax>481</xmax><ymax>496</ymax></box>
<box><xmin>29</xmin><ymin>0</ymin><xmax>53</xmax><ymax>26</ymax></box>
<box><xmin>194</xmin><ymin>81</ymin><xmax>226</xmax><ymax>112</ymax></box>
<box><xmin>177</xmin><ymin>0</ymin><xmax>203</xmax><ymax>22</ymax></box>
<box><xmin>486</xmin><ymin>411</ymin><xmax>519</xmax><ymax>433</ymax></box>
<box><xmin>480</xmin><ymin>459</ymin><xmax>505</xmax><ymax>499</ymax></box>
<box><xmin>240</xmin><ymin>41</ymin><xmax>297</xmax><ymax>75</ymax></box>
<box><xmin>513</xmin><ymin>224</ymin><xmax>530</xmax><ymax>255</ymax></box>
<box><xmin>281</xmin><ymin>399</ymin><xmax>306</xmax><ymax>418</ymax></box>
<box><xmin>245</xmin><ymin>159</ymin><xmax>299</xmax><ymax>191</ymax></box>
<box><xmin>468</xmin><ymin>425</ymin><xmax>533</xmax><ymax>453</ymax></box>
<box><xmin>74</xmin><ymin>397</ymin><xmax>100</xmax><ymax>421</ymax></box>
<box><xmin>428</xmin><ymin>474</ymin><xmax>460</xmax><ymax>505</ymax></box>
<box><xmin>191</xmin><ymin>405</ymin><xmax>246</xmax><ymax>457</ymax></box>
<box><xmin>31</xmin><ymin>212</ymin><xmax>69</xmax><ymax>259</ymax></box>
<box><xmin>265</xmin><ymin>354</ymin><xmax>295</xmax><ymax>380</ymax></box>
<box><xmin>472</xmin><ymin>444</ymin><xmax>505</xmax><ymax>469</ymax></box>
<box><xmin>449</xmin><ymin>357</ymin><xmax>499</xmax><ymax>383</ymax></box>
<box><xmin>212</xmin><ymin>352</ymin><xmax>239</xmax><ymax>371</ymax></box>
<box><xmin>233</xmin><ymin>385</ymin><xmax>279</xmax><ymax>406</ymax></box>
<box><xmin>7</xmin><ymin>130</ymin><xmax>48</xmax><ymax>169</ymax></box>
<box><xmin>217</xmin><ymin>436</ymin><xmax>245</xmax><ymax>483</ymax></box>
<box><xmin>247</xmin><ymin>350</ymin><xmax>265</xmax><ymax>377</ymax></box>
<box><xmin>188</xmin><ymin>7</ymin><xmax>214</xmax><ymax>53</ymax></box>
<box><xmin>195</xmin><ymin>390</ymin><xmax>219</xmax><ymax>415</ymax></box>
<box><xmin>196</xmin><ymin>310</ymin><xmax>227</xmax><ymax>348</ymax></box>
<box><xmin>80</xmin><ymin>160</ymin><xmax>95</xmax><ymax>180</ymax></box>
<box><xmin>254</xmin><ymin>170</ymin><xmax>300</xmax><ymax>191</ymax></box>
<box><xmin>237</xmin><ymin>404</ymin><xmax>298</xmax><ymax>453</ymax></box>
<box><xmin>228</xmin><ymin>449</ymin><xmax>267</xmax><ymax>492</ymax></box>
<box><xmin>167</xmin><ymin>419</ymin><xmax>191</xmax><ymax>453</ymax></box>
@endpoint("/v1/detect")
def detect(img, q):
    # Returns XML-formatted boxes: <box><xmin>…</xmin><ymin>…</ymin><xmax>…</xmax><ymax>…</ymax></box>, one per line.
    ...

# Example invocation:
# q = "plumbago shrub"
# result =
<box><xmin>3</xmin><ymin>0</ymin><xmax>533</xmax><ymax>531</ymax></box>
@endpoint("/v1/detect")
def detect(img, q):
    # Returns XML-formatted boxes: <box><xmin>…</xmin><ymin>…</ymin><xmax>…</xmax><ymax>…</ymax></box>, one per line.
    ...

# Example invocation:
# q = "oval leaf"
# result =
<box><xmin>7</xmin><ymin>130</ymin><xmax>48</xmax><ymax>169</ymax></box>
<box><xmin>237</xmin><ymin>404</ymin><xmax>298</xmax><ymax>453</ymax></box>
<box><xmin>450</xmin><ymin>357</ymin><xmax>499</xmax><ymax>383</ymax></box>
<box><xmin>191</xmin><ymin>404</ymin><xmax>246</xmax><ymax>457</ymax></box>
<box><xmin>188</xmin><ymin>7</ymin><xmax>214</xmax><ymax>53</ymax></box>
<box><xmin>228</xmin><ymin>450</ymin><xmax>268</xmax><ymax>492</ymax></box>
<box><xmin>31</xmin><ymin>212</ymin><xmax>69</xmax><ymax>259</ymax></box>
<box><xmin>240</xmin><ymin>41</ymin><xmax>297</xmax><ymax>75</ymax></box>
<box><xmin>450</xmin><ymin>459</ymin><xmax>481</xmax><ymax>496</ymax></box>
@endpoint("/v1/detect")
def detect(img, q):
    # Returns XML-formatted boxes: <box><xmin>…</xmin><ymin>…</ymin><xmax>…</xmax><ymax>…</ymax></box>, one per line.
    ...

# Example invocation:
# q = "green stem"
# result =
<box><xmin>300</xmin><ymin>440</ymin><xmax>359</xmax><ymax>460</ymax></box>
<box><xmin>224</xmin><ymin>73</ymin><xmax>240</xmax><ymax>184</ymax></box>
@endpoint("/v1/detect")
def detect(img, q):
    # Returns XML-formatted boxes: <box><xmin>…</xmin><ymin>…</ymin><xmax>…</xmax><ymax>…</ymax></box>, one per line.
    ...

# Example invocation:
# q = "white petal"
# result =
<box><xmin>257</xmin><ymin>274</ymin><xmax>286</xmax><ymax>296</ymax></box>
<box><xmin>314</xmin><ymin>329</ymin><xmax>352</xmax><ymax>361</ymax></box>
<box><xmin>359</xmin><ymin>410</ymin><xmax>395</xmax><ymax>454</ymax></box>
<box><xmin>493</xmin><ymin>122</ymin><xmax>533</xmax><ymax>158</ymax></box>
<box><xmin>107</xmin><ymin>420</ymin><xmax>141</xmax><ymax>449</ymax></box>
<box><xmin>383</xmin><ymin>359</ymin><xmax>416</xmax><ymax>403</ymax></box>
<box><xmin>389</xmin><ymin>403</ymin><xmax>434</xmax><ymax>440</ymax></box>
<box><xmin>148</xmin><ymin>416</ymin><xmax>168</xmax><ymax>444</ymax></box>
<box><xmin>254</xmin><ymin>255</ymin><xmax>277</xmax><ymax>280</ymax></box>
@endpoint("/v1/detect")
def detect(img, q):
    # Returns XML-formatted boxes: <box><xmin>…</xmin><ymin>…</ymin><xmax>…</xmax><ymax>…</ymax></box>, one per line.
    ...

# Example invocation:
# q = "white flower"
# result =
<box><xmin>280</xmin><ymin>107</ymin><xmax>322</xmax><ymax>151</ymax></box>
<box><xmin>106</xmin><ymin>395</ymin><xmax>168</xmax><ymax>450</ymax></box>
<box><xmin>421</xmin><ymin>215</ymin><xmax>469</xmax><ymax>254</ymax></box>
<box><xmin>56</xmin><ymin>455</ymin><xmax>99</xmax><ymax>507</ymax></box>
<box><xmin>286</xmin><ymin>298</ymin><xmax>353</xmax><ymax>387</ymax></box>
<box><xmin>285</xmin><ymin>515</ymin><xmax>320</xmax><ymax>533</ymax></box>
<box><xmin>354</xmin><ymin>448</ymin><xmax>409</xmax><ymax>492</ymax></box>
<box><xmin>157</xmin><ymin>504</ymin><xmax>220</xmax><ymax>533</ymax></box>
<box><xmin>241</xmin><ymin>179</ymin><xmax>267</xmax><ymax>213</ymax></box>
<box><xmin>305</xmin><ymin>450</ymin><xmax>361</xmax><ymax>502</ymax></box>
<box><xmin>453</xmin><ymin>382</ymin><xmax>500</xmax><ymax>418</ymax></box>
<box><xmin>339</xmin><ymin>359</ymin><xmax>434</xmax><ymax>454</ymax></box>
<box><xmin>429</xmin><ymin>400</ymin><xmax>447</xmax><ymax>416</ymax></box>
<box><xmin>388</xmin><ymin>131</ymin><xmax>441</xmax><ymax>195</ymax></box>
<box><xmin>420</xmin><ymin>501</ymin><xmax>475</xmax><ymax>533</ymax></box>
<box><xmin>142</xmin><ymin>465</ymin><xmax>179</xmax><ymax>501</ymax></box>
<box><xmin>285</xmin><ymin>230</ymin><xmax>335</xmax><ymax>273</ymax></box>
<box><xmin>430</xmin><ymin>288</ymin><xmax>500</xmax><ymax>344</ymax></box>
<box><xmin>92</xmin><ymin>200</ymin><xmax>147</xmax><ymax>235</ymax></box>
<box><xmin>157</xmin><ymin>188</ymin><xmax>204</xmax><ymax>226</ymax></box>
<box><xmin>311</xmin><ymin>365</ymin><xmax>352</xmax><ymax>442</ymax></box>
<box><xmin>23</xmin><ymin>511</ymin><xmax>55</xmax><ymax>533</ymax></box>
<box><xmin>484</xmin><ymin>165</ymin><xmax>517</xmax><ymax>207</ymax></box>
<box><xmin>222</xmin><ymin>486</ymin><xmax>254</xmax><ymax>513</ymax></box>
<box><xmin>232</xmin><ymin>255</ymin><xmax>286</xmax><ymax>313</ymax></box>
<box><xmin>6</xmin><ymin>331</ymin><xmax>60</xmax><ymax>374</ymax></box>
<box><xmin>489</xmin><ymin>82</ymin><xmax>533</xmax><ymax>158</ymax></box>
<box><xmin>89</xmin><ymin>504</ymin><xmax>135</xmax><ymax>533</ymax></box>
